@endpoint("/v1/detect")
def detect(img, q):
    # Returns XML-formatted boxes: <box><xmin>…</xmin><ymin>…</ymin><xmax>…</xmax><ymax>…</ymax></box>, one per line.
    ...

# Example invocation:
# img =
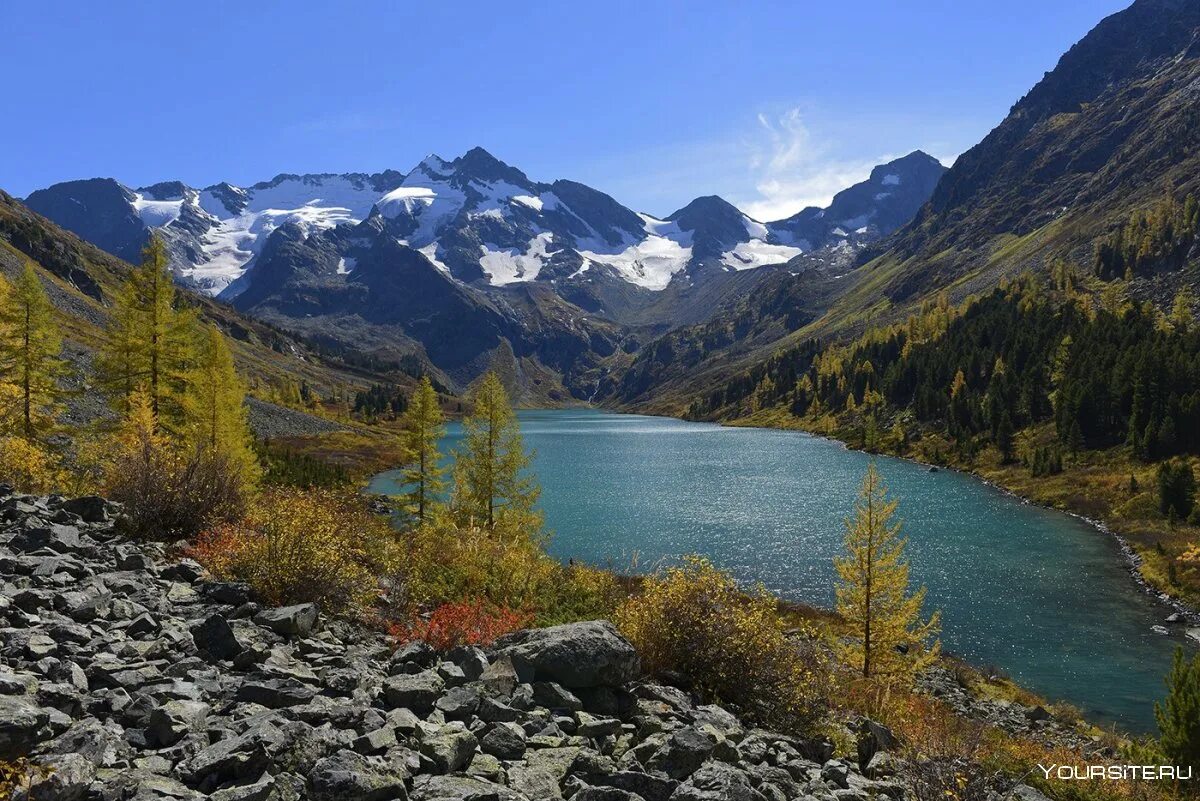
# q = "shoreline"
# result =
<box><xmin>720</xmin><ymin>414</ymin><xmax>1200</xmax><ymax>630</ymax></box>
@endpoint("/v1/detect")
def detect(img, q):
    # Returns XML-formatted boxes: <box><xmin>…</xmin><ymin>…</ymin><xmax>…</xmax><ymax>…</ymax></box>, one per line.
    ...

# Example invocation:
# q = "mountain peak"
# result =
<box><xmin>452</xmin><ymin>147</ymin><xmax>529</xmax><ymax>186</ymax></box>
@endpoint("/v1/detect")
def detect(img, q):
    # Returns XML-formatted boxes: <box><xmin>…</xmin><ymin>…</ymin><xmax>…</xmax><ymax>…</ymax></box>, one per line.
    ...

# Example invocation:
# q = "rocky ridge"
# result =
<box><xmin>0</xmin><ymin>490</ymin><xmax>1053</xmax><ymax>801</ymax></box>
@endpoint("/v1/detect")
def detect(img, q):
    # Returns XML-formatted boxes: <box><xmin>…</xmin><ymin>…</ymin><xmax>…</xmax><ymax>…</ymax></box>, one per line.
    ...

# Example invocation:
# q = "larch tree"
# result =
<box><xmin>0</xmin><ymin>262</ymin><xmax>68</xmax><ymax>440</ymax></box>
<box><xmin>834</xmin><ymin>462</ymin><xmax>940</xmax><ymax>680</ymax></box>
<box><xmin>1156</xmin><ymin>647</ymin><xmax>1200</xmax><ymax>771</ymax></box>
<box><xmin>452</xmin><ymin>371</ymin><xmax>538</xmax><ymax>530</ymax></box>
<box><xmin>97</xmin><ymin>236</ymin><xmax>195</xmax><ymax>435</ymax></box>
<box><xmin>399</xmin><ymin>376</ymin><xmax>447</xmax><ymax>525</ymax></box>
<box><xmin>186</xmin><ymin>324</ymin><xmax>259</xmax><ymax>482</ymax></box>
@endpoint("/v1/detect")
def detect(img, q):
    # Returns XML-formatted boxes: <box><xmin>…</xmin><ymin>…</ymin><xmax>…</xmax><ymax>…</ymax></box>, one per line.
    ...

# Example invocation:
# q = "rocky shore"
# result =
<box><xmin>0</xmin><ymin>490</ymin><xmax>1047</xmax><ymax>801</ymax></box>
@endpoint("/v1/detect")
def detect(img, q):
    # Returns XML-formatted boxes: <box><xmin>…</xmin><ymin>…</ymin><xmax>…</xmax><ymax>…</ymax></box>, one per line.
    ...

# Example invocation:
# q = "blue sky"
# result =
<box><xmin>5</xmin><ymin>0</ymin><xmax>1128</xmax><ymax>220</ymax></box>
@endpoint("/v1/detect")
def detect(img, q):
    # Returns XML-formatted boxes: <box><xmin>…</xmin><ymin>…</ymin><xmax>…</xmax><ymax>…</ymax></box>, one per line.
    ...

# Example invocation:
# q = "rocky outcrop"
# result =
<box><xmin>0</xmin><ymin>489</ymin><xmax>967</xmax><ymax>800</ymax></box>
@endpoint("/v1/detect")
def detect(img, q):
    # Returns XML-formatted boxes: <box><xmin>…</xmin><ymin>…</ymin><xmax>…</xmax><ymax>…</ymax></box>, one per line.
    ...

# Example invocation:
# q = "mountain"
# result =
<box><xmin>771</xmin><ymin>151</ymin><xmax>947</xmax><ymax>250</ymax></box>
<box><xmin>853</xmin><ymin>0</ymin><xmax>1200</xmax><ymax>307</ymax></box>
<box><xmin>26</xmin><ymin>147</ymin><xmax>943</xmax><ymax>299</ymax></box>
<box><xmin>0</xmin><ymin>189</ymin><xmax>394</xmax><ymax>429</ymax></box>
<box><xmin>26</xmin><ymin>149</ymin><xmax>941</xmax><ymax>400</ymax></box>
<box><xmin>599</xmin><ymin>0</ymin><xmax>1200</xmax><ymax>413</ymax></box>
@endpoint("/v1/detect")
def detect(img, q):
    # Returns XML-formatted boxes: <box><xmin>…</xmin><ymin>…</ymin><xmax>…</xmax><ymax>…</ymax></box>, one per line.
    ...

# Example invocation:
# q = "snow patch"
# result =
<box><xmin>131</xmin><ymin>194</ymin><xmax>185</xmax><ymax>227</ymax></box>
<box><xmin>881</xmin><ymin>174</ymin><xmax>901</xmax><ymax>186</ymax></box>
<box><xmin>337</xmin><ymin>257</ymin><xmax>357</xmax><ymax>275</ymax></box>
<box><xmin>721</xmin><ymin>240</ymin><xmax>805</xmax><ymax>271</ymax></box>
<box><xmin>479</xmin><ymin>232</ymin><xmax>554</xmax><ymax>285</ymax></box>
<box><xmin>511</xmin><ymin>195</ymin><xmax>544</xmax><ymax>211</ymax></box>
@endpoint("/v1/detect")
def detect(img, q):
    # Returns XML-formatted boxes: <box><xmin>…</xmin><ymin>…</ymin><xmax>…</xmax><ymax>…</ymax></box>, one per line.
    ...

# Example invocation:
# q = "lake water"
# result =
<box><xmin>367</xmin><ymin>409</ymin><xmax>1190</xmax><ymax>733</ymax></box>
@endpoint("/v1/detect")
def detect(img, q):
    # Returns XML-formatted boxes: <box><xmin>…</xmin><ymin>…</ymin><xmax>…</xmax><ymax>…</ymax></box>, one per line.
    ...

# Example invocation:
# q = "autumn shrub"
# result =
<box><xmin>191</xmin><ymin>488</ymin><xmax>399</xmax><ymax>613</ymax></box>
<box><xmin>397</xmin><ymin>510</ymin><xmax>622</xmax><ymax>625</ymax></box>
<box><xmin>614</xmin><ymin>556</ymin><xmax>825</xmax><ymax>731</ymax></box>
<box><xmin>101</xmin><ymin>396</ymin><xmax>247</xmax><ymax>539</ymax></box>
<box><xmin>392</xmin><ymin>599</ymin><xmax>531</xmax><ymax>651</ymax></box>
<box><xmin>0</xmin><ymin>436</ymin><xmax>66</xmax><ymax>494</ymax></box>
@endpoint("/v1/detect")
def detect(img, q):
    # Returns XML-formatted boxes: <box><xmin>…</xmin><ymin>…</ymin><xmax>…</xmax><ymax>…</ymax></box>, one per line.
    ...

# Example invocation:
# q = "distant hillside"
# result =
<box><xmin>601</xmin><ymin>0</ymin><xmax>1200</xmax><ymax>414</ymax></box>
<box><xmin>0</xmin><ymin>190</ymin><xmax>397</xmax><ymax>430</ymax></box>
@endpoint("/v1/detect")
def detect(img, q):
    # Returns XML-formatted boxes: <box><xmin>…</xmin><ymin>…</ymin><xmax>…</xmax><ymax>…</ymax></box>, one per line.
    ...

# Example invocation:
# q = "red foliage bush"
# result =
<box><xmin>392</xmin><ymin>599</ymin><xmax>531</xmax><ymax>651</ymax></box>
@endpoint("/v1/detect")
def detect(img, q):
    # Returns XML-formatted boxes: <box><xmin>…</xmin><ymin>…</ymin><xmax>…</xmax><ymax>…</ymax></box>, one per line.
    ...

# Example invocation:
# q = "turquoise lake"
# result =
<box><xmin>367</xmin><ymin>408</ymin><xmax>1191</xmax><ymax>733</ymax></box>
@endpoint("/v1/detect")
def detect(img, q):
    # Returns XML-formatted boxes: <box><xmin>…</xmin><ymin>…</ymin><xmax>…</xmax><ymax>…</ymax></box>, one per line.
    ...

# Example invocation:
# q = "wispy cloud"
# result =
<box><xmin>735</xmin><ymin>108</ymin><xmax>895</xmax><ymax>222</ymax></box>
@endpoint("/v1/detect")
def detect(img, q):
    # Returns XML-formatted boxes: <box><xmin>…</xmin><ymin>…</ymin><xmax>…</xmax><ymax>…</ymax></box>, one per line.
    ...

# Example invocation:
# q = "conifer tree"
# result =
<box><xmin>186</xmin><ymin>324</ymin><xmax>258</xmax><ymax>482</ymax></box>
<box><xmin>1156</xmin><ymin>647</ymin><xmax>1200</xmax><ymax>771</ymax></box>
<box><xmin>452</xmin><ymin>371</ymin><xmax>538</xmax><ymax>530</ymax></box>
<box><xmin>834</xmin><ymin>463</ymin><xmax>940</xmax><ymax>679</ymax></box>
<box><xmin>398</xmin><ymin>376</ymin><xmax>447</xmax><ymax>524</ymax></box>
<box><xmin>97</xmin><ymin>236</ymin><xmax>195</xmax><ymax>434</ymax></box>
<box><xmin>0</xmin><ymin>263</ymin><xmax>68</xmax><ymax>439</ymax></box>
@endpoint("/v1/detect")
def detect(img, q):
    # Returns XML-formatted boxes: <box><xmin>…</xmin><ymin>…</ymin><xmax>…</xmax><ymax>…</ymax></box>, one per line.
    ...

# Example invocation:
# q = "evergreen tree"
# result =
<box><xmin>96</xmin><ymin>236</ymin><xmax>195</xmax><ymax>434</ymax></box>
<box><xmin>452</xmin><ymin>372</ymin><xmax>538</xmax><ymax>530</ymax></box>
<box><xmin>1158</xmin><ymin>460</ymin><xmax>1197</xmax><ymax>520</ymax></box>
<box><xmin>834</xmin><ymin>463</ymin><xmax>940</xmax><ymax>679</ymax></box>
<box><xmin>0</xmin><ymin>263</ymin><xmax>68</xmax><ymax>440</ymax></box>
<box><xmin>1157</xmin><ymin>647</ymin><xmax>1200</xmax><ymax>772</ymax></box>
<box><xmin>398</xmin><ymin>376</ymin><xmax>447</xmax><ymax>524</ymax></box>
<box><xmin>185</xmin><ymin>325</ymin><xmax>259</xmax><ymax>482</ymax></box>
<box><xmin>996</xmin><ymin>413</ymin><xmax>1015</xmax><ymax>463</ymax></box>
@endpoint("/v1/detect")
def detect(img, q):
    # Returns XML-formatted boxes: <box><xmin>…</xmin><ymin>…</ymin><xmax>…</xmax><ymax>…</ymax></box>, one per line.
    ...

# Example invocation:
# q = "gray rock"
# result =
<box><xmin>436</xmin><ymin>684</ymin><xmax>482</xmax><ymax>720</ymax></box>
<box><xmin>0</xmin><ymin>695</ymin><xmax>49</xmax><ymax>758</ymax></box>
<box><xmin>383</xmin><ymin>671</ymin><xmax>445</xmax><ymax>714</ymax></box>
<box><xmin>148</xmin><ymin>699</ymin><xmax>210</xmax><ymax>746</ymax></box>
<box><xmin>495</xmin><ymin>621</ymin><xmax>639</xmax><ymax>689</ymax></box>
<box><xmin>419</xmin><ymin>726</ymin><xmax>478</xmax><ymax>773</ymax></box>
<box><xmin>190</xmin><ymin>614</ymin><xmax>243</xmax><ymax>661</ymax></box>
<box><xmin>253</xmin><ymin>604</ymin><xmax>319</xmax><ymax>637</ymax></box>
<box><xmin>410</xmin><ymin>774</ymin><xmax>525</xmax><ymax>801</ymax></box>
<box><xmin>670</xmin><ymin>762</ymin><xmax>768</xmax><ymax>801</ymax></box>
<box><xmin>236</xmin><ymin>677</ymin><xmax>316</xmax><ymax>709</ymax></box>
<box><xmin>62</xmin><ymin>496</ymin><xmax>109</xmax><ymax>523</ymax></box>
<box><xmin>480</xmin><ymin>721</ymin><xmax>527</xmax><ymax>759</ymax></box>
<box><xmin>308</xmin><ymin>749</ymin><xmax>409</xmax><ymax>801</ymax></box>
<box><xmin>647</xmin><ymin>727</ymin><xmax>714</xmax><ymax>780</ymax></box>
<box><xmin>25</xmin><ymin>752</ymin><xmax>96</xmax><ymax>801</ymax></box>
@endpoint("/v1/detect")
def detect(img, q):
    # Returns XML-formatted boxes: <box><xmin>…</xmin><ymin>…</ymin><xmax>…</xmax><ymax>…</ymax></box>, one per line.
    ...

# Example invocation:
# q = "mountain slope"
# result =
<box><xmin>602</xmin><ymin>0</ymin><xmax>1200</xmax><ymax>414</ymax></box>
<box><xmin>856</xmin><ymin>0</ymin><xmax>1200</xmax><ymax>308</ymax></box>
<box><xmin>0</xmin><ymin>189</ymin><xmax>394</xmax><ymax>426</ymax></box>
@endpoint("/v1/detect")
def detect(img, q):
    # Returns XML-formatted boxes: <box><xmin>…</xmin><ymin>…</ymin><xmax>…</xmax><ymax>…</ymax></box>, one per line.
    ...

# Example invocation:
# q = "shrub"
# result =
<box><xmin>191</xmin><ymin>488</ymin><xmax>399</xmax><ymax>613</ymax></box>
<box><xmin>0</xmin><ymin>436</ymin><xmax>65</xmax><ymax>494</ymax></box>
<box><xmin>392</xmin><ymin>599</ymin><xmax>531</xmax><ymax>651</ymax></box>
<box><xmin>397</xmin><ymin>509</ymin><xmax>622</xmax><ymax>625</ymax></box>
<box><xmin>614</xmin><ymin>556</ymin><xmax>825</xmax><ymax>731</ymax></box>
<box><xmin>100</xmin><ymin>395</ymin><xmax>247</xmax><ymax>539</ymax></box>
<box><xmin>0</xmin><ymin>758</ymin><xmax>44</xmax><ymax>798</ymax></box>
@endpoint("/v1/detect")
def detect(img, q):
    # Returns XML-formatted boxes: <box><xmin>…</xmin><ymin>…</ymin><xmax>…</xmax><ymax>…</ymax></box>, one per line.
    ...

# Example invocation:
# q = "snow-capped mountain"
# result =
<box><xmin>24</xmin><ymin>148</ymin><xmax>943</xmax><ymax>299</ymax></box>
<box><xmin>770</xmin><ymin>151</ymin><xmax>948</xmax><ymax>249</ymax></box>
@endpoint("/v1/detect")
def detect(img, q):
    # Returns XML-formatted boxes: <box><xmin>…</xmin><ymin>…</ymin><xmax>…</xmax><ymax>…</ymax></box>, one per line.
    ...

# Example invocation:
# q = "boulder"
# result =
<box><xmin>190</xmin><ymin>614</ymin><xmax>244</xmax><ymax>661</ymax></box>
<box><xmin>148</xmin><ymin>699</ymin><xmax>210</xmax><ymax>746</ymax></box>
<box><xmin>0</xmin><ymin>695</ymin><xmax>49</xmax><ymax>758</ymax></box>
<box><xmin>647</xmin><ymin>726</ymin><xmax>714</xmax><ymax>780</ymax></box>
<box><xmin>62</xmin><ymin>496</ymin><xmax>108</xmax><ymax>523</ymax></box>
<box><xmin>383</xmin><ymin>671</ymin><xmax>445</xmax><ymax>714</ymax></box>
<box><xmin>479</xmin><ymin>722</ymin><xmax>527</xmax><ymax>760</ymax></box>
<box><xmin>671</xmin><ymin>762</ymin><xmax>768</xmax><ymax>801</ymax></box>
<box><xmin>308</xmin><ymin>749</ymin><xmax>409</xmax><ymax>801</ymax></box>
<box><xmin>494</xmin><ymin>621</ymin><xmax>638</xmax><ymax>688</ymax></box>
<box><xmin>419</xmin><ymin>726</ymin><xmax>478</xmax><ymax>774</ymax></box>
<box><xmin>253</xmin><ymin>604</ymin><xmax>319</xmax><ymax>637</ymax></box>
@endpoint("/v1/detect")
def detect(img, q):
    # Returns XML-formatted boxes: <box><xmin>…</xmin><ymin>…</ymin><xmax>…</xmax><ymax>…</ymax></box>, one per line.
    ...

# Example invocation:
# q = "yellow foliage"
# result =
<box><xmin>400</xmin><ymin>507</ymin><xmax>621</xmax><ymax>625</ymax></box>
<box><xmin>193</xmin><ymin>488</ymin><xmax>398</xmax><ymax>613</ymax></box>
<box><xmin>834</xmin><ymin>463</ymin><xmax>940</xmax><ymax>680</ymax></box>
<box><xmin>615</xmin><ymin>556</ymin><xmax>825</xmax><ymax>731</ymax></box>
<box><xmin>0</xmin><ymin>435</ymin><xmax>66</xmax><ymax>494</ymax></box>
